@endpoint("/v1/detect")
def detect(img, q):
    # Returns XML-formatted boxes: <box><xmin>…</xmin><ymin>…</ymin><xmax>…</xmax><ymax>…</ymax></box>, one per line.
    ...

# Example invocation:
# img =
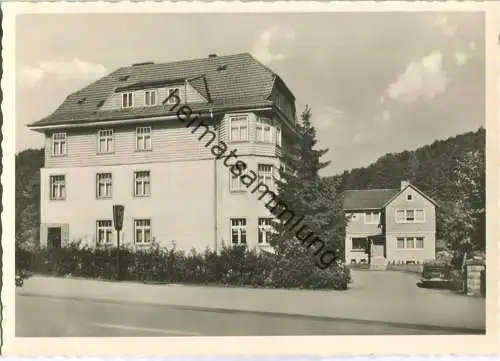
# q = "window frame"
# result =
<box><xmin>167</xmin><ymin>87</ymin><xmax>180</xmax><ymax>105</ymax></box>
<box><xmin>256</xmin><ymin>117</ymin><xmax>273</xmax><ymax>143</ymax></box>
<box><xmin>134</xmin><ymin>170</ymin><xmax>151</xmax><ymax>197</ymax></box>
<box><xmin>97</xmin><ymin>129</ymin><xmax>114</xmax><ymax>154</ymax></box>
<box><xmin>144</xmin><ymin>90</ymin><xmax>157</xmax><ymax>106</ymax></box>
<box><xmin>51</xmin><ymin>132</ymin><xmax>67</xmax><ymax>157</ymax></box>
<box><xmin>257</xmin><ymin>164</ymin><xmax>274</xmax><ymax>190</ymax></box>
<box><xmin>229</xmin><ymin>115</ymin><xmax>249</xmax><ymax>142</ymax></box>
<box><xmin>49</xmin><ymin>175</ymin><xmax>66</xmax><ymax>200</ymax></box>
<box><xmin>96</xmin><ymin>172</ymin><xmax>113</xmax><ymax>199</ymax></box>
<box><xmin>351</xmin><ymin>237</ymin><xmax>366</xmax><ymax>251</ymax></box>
<box><xmin>229</xmin><ymin>170</ymin><xmax>245</xmax><ymax>192</ymax></box>
<box><xmin>258</xmin><ymin>218</ymin><xmax>273</xmax><ymax>245</ymax></box>
<box><xmin>136</xmin><ymin>126</ymin><xmax>152</xmax><ymax>151</ymax></box>
<box><xmin>230</xmin><ymin>218</ymin><xmax>247</xmax><ymax>245</ymax></box>
<box><xmin>395</xmin><ymin>208</ymin><xmax>426</xmax><ymax>223</ymax></box>
<box><xmin>121</xmin><ymin>92</ymin><xmax>134</xmax><ymax>108</ymax></box>
<box><xmin>96</xmin><ymin>220</ymin><xmax>114</xmax><ymax>245</ymax></box>
<box><xmin>364</xmin><ymin>211</ymin><xmax>380</xmax><ymax>225</ymax></box>
<box><xmin>396</xmin><ymin>236</ymin><xmax>425</xmax><ymax>249</ymax></box>
<box><xmin>276</xmin><ymin>124</ymin><xmax>282</xmax><ymax>147</ymax></box>
<box><xmin>134</xmin><ymin>219</ymin><xmax>152</xmax><ymax>244</ymax></box>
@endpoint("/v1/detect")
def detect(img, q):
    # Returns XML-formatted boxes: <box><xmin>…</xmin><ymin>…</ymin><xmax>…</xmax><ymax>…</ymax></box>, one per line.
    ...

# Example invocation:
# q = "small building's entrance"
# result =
<box><xmin>371</xmin><ymin>241</ymin><xmax>384</xmax><ymax>257</ymax></box>
<box><xmin>369</xmin><ymin>237</ymin><xmax>386</xmax><ymax>267</ymax></box>
<box><xmin>47</xmin><ymin>227</ymin><xmax>62</xmax><ymax>249</ymax></box>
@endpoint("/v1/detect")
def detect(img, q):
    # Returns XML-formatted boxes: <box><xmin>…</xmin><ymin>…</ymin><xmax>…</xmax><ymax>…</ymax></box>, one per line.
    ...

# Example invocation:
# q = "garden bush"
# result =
<box><xmin>21</xmin><ymin>241</ymin><xmax>351</xmax><ymax>290</ymax></box>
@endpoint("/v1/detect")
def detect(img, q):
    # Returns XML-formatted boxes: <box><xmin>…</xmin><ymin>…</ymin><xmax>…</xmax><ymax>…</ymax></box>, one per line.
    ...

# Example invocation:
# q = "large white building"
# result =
<box><xmin>29</xmin><ymin>53</ymin><xmax>299</xmax><ymax>252</ymax></box>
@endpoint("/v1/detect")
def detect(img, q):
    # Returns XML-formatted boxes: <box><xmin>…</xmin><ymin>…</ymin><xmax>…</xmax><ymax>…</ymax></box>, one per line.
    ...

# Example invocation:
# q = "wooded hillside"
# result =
<box><xmin>329</xmin><ymin>127</ymin><xmax>486</xmax><ymax>261</ymax></box>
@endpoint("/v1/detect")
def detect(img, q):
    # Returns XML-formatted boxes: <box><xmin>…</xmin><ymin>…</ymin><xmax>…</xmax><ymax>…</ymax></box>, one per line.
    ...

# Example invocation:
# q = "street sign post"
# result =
<box><xmin>113</xmin><ymin>205</ymin><xmax>124</xmax><ymax>279</ymax></box>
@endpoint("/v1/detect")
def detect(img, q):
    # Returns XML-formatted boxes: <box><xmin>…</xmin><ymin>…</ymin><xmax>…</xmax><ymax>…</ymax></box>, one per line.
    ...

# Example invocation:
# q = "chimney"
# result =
<box><xmin>208</xmin><ymin>54</ymin><xmax>217</xmax><ymax>58</ymax></box>
<box><xmin>401</xmin><ymin>180</ymin><xmax>410</xmax><ymax>190</ymax></box>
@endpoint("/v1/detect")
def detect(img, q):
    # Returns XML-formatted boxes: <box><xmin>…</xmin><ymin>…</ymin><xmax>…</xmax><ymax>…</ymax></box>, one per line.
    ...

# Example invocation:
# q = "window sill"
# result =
<box><xmin>230</xmin><ymin>190</ymin><xmax>247</xmax><ymax>194</ymax></box>
<box><xmin>96</xmin><ymin>196</ymin><xmax>113</xmax><ymax>200</ymax></box>
<box><xmin>96</xmin><ymin>152</ymin><xmax>115</xmax><ymax>155</ymax></box>
<box><xmin>135</xmin><ymin>149</ymin><xmax>153</xmax><ymax>153</ymax></box>
<box><xmin>133</xmin><ymin>194</ymin><xmax>151</xmax><ymax>198</ymax></box>
<box><xmin>351</xmin><ymin>249</ymin><xmax>366</xmax><ymax>252</ymax></box>
<box><xmin>255</xmin><ymin>141</ymin><xmax>275</xmax><ymax>145</ymax></box>
<box><xmin>228</xmin><ymin>140</ymin><xmax>250</xmax><ymax>144</ymax></box>
<box><xmin>51</xmin><ymin>154</ymin><xmax>68</xmax><ymax>158</ymax></box>
<box><xmin>49</xmin><ymin>198</ymin><xmax>66</xmax><ymax>201</ymax></box>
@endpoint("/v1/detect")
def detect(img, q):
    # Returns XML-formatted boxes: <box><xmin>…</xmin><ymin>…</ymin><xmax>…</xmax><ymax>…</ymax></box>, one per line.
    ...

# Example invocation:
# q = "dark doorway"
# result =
<box><xmin>47</xmin><ymin>227</ymin><xmax>62</xmax><ymax>249</ymax></box>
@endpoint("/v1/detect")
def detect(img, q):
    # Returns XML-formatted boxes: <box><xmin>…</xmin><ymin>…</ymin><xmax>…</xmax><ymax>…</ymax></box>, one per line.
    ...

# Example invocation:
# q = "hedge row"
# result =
<box><xmin>16</xmin><ymin>242</ymin><xmax>351</xmax><ymax>290</ymax></box>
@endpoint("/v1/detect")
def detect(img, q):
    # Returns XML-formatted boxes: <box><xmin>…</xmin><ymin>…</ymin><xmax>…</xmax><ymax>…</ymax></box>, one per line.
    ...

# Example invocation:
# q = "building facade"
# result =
<box><xmin>343</xmin><ymin>181</ymin><xmax>437</xmax><ymax>267</ymax></box>
<box><xmin>29</xmin><ymin>53</ymin><xmax>299</xmax><ymax>252</ymax></box>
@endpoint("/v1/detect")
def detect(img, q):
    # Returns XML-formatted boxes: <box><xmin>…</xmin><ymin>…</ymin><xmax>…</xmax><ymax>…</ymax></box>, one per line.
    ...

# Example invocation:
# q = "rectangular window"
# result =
<box><xmin>396</xmin><ymin>209</ymin><xmax>425</xmax><ymax>223</ymax></box>
<box><xmin>258</xmin><ymin>164</ymin><xmax>274</xmax><ymax>189</ymax></box>
<box><xmin>134</xmin><ymin>219</ymin><xmax>151</xmax><ymax>244</ymax></box>
<box><xmin>364</xmin><ymin>211</ymin><xmax>380</xmax><ymax>224</ymax></box>
<box><xmin>229</xmin><ymin>115</ymin><xmax>248</xmax><ymax>142</ymax></box>
<box><xmin>396</xmin><ymin>236</ymin><xmax>424</xmax><ymax>249</ymax></box>
<box><xmin>50</xmin><ymin>175</ymin><xmax>66</xmax><ymax>200</ymax></box>
<box><xmin>276</xmin><ymin>125</ymin><xmax>282</xmax><ymax>146</ymax></box>
<box><xmin>230</xmin><ymin>218</ymin><xmax>247</xmax><ymax>245</ymax></box>
<box><xmin>167</xmin><ymin>88</ymin><xmax>180</xmax><ymax>104</ymax></box>
<box><xmin>396</xmin><ymin>209</ymin><xmax>405</xmax><ymax>223</ymax></box>
<box><xmin>134</xmin><ymin>171</ymin><xmax>151</xmax><ymax>197</ymax></box>
<box><xmin>136</xmin><ymin>126</ymin><xmax>152</xmax><ymax>151</ymax></box>
<box><xmin>406</xmin><ymin>237</ymin><xmax>415</xmax><ymax>249</ymax></box>
<box><xmin>229</xmin><ymin>171</ymin><xmax>245</xmax><ymax>192</ymax></box>
<box><xmin>258</xmin><ymin>218</ymin><xmax>273</xmax><ymax>244</ymax></box>
<box><xmin>122</xmin><ymin>92</ymin><xmax>133</xmax><ymax>108</ymax></box>
<box><xmin>52</xmin><ymin>132</ymin><xmax>67</xmax><ymax>156</ymax></box>
<box><xmin>415</xmin><ymin>209</ymin><xmax>425</xmax><ymax>222</ymax></box>
<box><xmin>96</xmin><ymin>173</ymin><xmax>112</xmax><ymax>199</ymax></box>
<box><xmin>351</xmin><ymin>237</ymin><xmax>366</xmax><ymax>251</ymax></box>
<box><xmin>96</xmin><ymin>220</ymin><xmax>113</xmax><ymax>245</ymax></box>
<box><xmin>397</xmin><ymin>237</ymin><xmax>405</xmax><ymax>249</ymax></box>
<box><xmin>256</xmin><ymin>118</ymin><xmax>273</xmax><ymax>143</ymax></box>
<box><xmin>145</xmin><ymin>90</ymin><xmax>157</xmax><ymax>106</ymax></box>
<box><xmin>416</xmin><ymin>237</ymin><xmax>424</xmax><ymax>249</ymax></box>
<box><xmin>97</xmin><ymin>129</ymin><xmax>113</xmax><ymax>154</ymax></box>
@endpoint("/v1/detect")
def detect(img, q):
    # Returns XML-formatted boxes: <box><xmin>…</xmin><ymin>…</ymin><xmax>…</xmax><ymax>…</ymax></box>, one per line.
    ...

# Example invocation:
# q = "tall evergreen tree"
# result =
<box><xmin>269</xmin><ymin>106</ymin><xmax>346</xmax><ymax>275</ymax></box>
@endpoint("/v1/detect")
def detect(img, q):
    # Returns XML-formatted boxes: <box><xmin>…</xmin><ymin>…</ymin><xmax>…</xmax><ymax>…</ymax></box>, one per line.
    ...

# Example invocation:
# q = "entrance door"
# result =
<box><xmin>47</xmin><ymin>227</ymin><xmax>62</xmax><ymax>249</ymax></box>
<box><xmin>371</xmin><ymin>238</ymin><xmax>385</xmax><ymax>257</ymax></box>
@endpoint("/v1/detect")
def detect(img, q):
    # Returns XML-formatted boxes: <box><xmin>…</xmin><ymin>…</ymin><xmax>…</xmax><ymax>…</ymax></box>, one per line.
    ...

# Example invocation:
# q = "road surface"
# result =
<box><xmin>16</xmin><ymin>294</ymin><xmax>482</xmax><ymax>337</ymax></box>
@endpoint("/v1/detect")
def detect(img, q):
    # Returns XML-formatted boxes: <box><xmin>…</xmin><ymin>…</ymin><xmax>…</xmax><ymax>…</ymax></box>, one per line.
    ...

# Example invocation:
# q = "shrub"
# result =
<box><xmin>22</xmin><ymin>241</ymin><xmax>351</xmax><ymax>290</ymax></box>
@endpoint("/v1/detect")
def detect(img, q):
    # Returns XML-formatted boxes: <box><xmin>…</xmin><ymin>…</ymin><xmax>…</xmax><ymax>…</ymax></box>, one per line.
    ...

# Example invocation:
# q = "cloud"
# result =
<box><xmin>375</xmin><ymin>109</ymin><xmax>391</xmax><ymax>126</ymax></box>
<box><xmin>433</xmin><ymin>15</ymin><xmax>458</xmax><ymax>37</ymax></box>
<box><xmin>385</xmin><ymin>50</ymin><xmax>447</xmax><ymax>103</ymax></box>
<box><xmin>313</xmin><ymin>105</ymin><xmax>344</xmax><ymax>130</ymax></box>
<box><xmin>17</xmin><ymin>58</ymin><xmax>107</xmax><ymax>87</ymax></box>
<box><xmin>252</xmin><ymin>25</ymin><xmax>295</xmax><ymax>65</ymax></box>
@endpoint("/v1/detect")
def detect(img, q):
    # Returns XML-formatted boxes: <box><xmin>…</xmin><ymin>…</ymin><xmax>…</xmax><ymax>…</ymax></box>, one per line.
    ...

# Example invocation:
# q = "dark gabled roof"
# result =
<box><xmin>343</xmin><ymin>188</ymin><xmax>400</xmax><ymax>211</ymax></box>
<box><xmin>29</xmin><ymin>53</ymin><xmax>279</xmax><ymax>127</ymax></box>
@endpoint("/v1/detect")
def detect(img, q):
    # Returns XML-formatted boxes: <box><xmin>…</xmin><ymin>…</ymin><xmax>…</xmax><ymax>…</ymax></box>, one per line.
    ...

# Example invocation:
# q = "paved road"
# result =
<box><xmin>16</xmin><ymin>294</ymin><xmax>482</xmax><ymax>337</ymax></box>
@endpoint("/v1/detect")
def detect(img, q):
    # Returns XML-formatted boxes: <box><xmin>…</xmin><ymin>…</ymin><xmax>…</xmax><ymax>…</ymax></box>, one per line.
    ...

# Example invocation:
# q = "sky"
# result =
<box><xmin>15</xmin><ymin>12</ymin><xmax>485</xmax><ymax>175</ymax></box>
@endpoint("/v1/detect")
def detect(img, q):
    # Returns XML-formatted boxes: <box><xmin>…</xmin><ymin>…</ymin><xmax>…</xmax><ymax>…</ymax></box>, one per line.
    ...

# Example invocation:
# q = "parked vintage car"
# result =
<box><xmin>420</xmin><ymin>261</ymin><xmax>453</xmax><ymax>287</ymax></box>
